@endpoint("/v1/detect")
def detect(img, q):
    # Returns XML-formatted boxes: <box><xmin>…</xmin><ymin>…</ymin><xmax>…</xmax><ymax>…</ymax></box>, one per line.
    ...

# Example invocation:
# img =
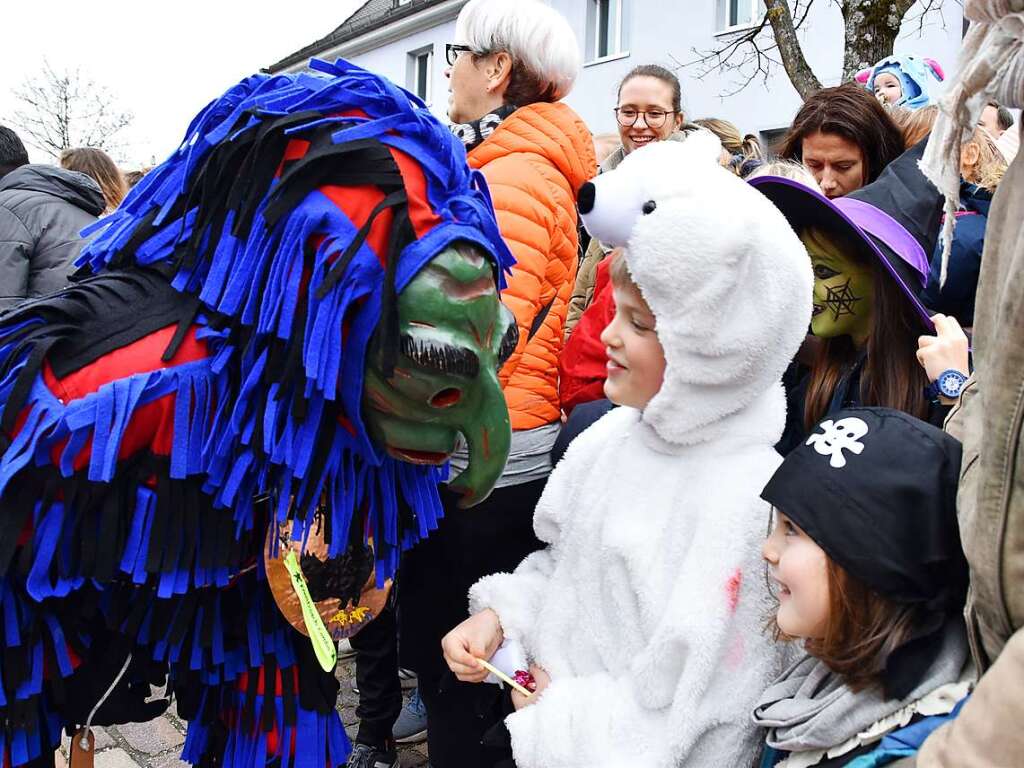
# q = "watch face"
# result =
<box><xmin>938</xmin><ymin>371</ymin><xmax>966</xmax><ymax>398</ymax></box>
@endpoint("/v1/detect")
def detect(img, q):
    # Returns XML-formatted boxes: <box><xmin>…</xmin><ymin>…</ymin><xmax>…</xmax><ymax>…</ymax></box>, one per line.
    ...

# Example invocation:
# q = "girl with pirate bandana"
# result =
<box><xmin>757</xmin><ymin>407</ymin><xmax>972</xmax><ymax>767</ymax></box>
<box><xmin>750</xmin><ymin>140</ymin><xmax>970</xmax><ymax>456</ymax></box>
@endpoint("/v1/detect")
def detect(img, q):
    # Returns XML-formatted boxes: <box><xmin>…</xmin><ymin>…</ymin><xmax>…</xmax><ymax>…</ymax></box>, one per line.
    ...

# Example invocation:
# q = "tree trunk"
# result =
<box><xmin>840</xmin><ymin>0</ymin><xmax>916</xmax><ymax>82</ymax></box>
<box><xmin>765</xmin><ymin>0</ymin><xmax>822</xmax><ymax>99</ymax></box>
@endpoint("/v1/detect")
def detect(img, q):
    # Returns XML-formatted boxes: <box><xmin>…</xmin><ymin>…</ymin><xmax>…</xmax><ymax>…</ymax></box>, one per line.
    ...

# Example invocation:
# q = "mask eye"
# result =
<box><xmin>497</xmin><ymin>323</ymin><xmax>519</xmax><ymax>366</ymax></box>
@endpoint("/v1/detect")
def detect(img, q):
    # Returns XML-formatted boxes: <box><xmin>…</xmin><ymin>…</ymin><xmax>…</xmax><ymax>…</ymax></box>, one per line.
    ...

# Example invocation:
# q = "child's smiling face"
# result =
<box><xmin>601</xmin><ymin>283</ymin><xmax>666</xmax><ymax>410</ymax></box>
<box><xmin>762</xmin><ymin>509</ymin><xmax>830</xmax><ymax>639</ymax></box>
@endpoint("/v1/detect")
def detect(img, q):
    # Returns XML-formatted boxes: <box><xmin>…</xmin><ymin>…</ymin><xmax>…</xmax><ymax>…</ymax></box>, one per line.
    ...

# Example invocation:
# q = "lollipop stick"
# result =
<box><xmin>476</xmin><ymin>657</ymin><xmax>534</xmax><ymax>697</ymax></box>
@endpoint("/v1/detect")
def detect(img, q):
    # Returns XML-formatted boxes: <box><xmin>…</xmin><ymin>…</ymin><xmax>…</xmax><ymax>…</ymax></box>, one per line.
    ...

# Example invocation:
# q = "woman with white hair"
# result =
<box><xmin>397</xmin><ymin>1</ymin><xmax>594</xmax><ymax>766</ymax></box>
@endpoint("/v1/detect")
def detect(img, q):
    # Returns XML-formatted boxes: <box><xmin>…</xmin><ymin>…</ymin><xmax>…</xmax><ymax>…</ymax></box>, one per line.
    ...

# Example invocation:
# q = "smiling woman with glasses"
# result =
<box><xmin>614</xmin><ymin>107</ymin><xmax>676</xmax><ymax>128</ymax></box>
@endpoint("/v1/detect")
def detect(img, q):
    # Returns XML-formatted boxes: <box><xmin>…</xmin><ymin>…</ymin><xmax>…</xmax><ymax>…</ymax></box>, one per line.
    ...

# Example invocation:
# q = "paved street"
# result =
<box><xmin>57</xmin><ymin>657</ymin><xmax>429</xmax><ymax>767</ymax></box>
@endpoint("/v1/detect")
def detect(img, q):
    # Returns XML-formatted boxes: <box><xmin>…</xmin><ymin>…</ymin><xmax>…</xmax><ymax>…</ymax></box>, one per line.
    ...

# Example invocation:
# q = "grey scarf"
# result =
<box><xmin>752</xmin><ymin>618</ymin><xmax>968</xmax><ymax>753</ymax></box>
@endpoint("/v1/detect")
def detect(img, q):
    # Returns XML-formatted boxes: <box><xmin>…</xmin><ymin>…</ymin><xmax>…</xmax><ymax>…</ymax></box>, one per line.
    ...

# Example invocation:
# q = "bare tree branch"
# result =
<box><xmin>903</xmin><ymin>0</ymin><xmax>948</xmax><ymax>36</ymax></box>
<box><xmin>9</xmin><ymin>59</ymin><xmax>133</xmax><ymax>161</ymax></box>
<box><xmin>765</xmin><ymin>0</ymin><xmax>822</xmax><ymax>99</ymax></box>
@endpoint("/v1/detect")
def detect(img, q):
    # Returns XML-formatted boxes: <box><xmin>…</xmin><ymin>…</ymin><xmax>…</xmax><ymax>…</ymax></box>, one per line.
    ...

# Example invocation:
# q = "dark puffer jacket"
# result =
<box><xmin>920</xmin><ymin>182</ymin><xmax>992</xmax><ymax>326</ymax></box>
<box><xmin>0</xmin><ymin>165</ymin><xmax>104</xmax><ymax>311</ymax></box>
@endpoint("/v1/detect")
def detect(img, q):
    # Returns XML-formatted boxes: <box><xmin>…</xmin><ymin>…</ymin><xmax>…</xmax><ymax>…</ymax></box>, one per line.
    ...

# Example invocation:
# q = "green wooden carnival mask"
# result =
<box><xmin>363</xmin><ymin>242</ymin><xmax>518</xmax><ymax>508</ymax></box>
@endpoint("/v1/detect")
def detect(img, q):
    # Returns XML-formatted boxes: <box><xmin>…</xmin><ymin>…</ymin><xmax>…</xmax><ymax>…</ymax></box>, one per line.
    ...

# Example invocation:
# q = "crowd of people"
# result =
<box><xmin>0</xmin><ymin>0</ymin><xmax>1021</xmax><ymax>767</ymax></box>
<box><xmin>0</xmin><ymin>135</ymin><xmax>147</xmax><ymax>310</ymax></box>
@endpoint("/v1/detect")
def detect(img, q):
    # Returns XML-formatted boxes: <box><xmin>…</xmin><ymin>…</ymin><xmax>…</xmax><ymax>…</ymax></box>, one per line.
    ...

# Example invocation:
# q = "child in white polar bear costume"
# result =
<box><xmin>442</xmin><ymin>133</ymin><xmax>813</xmax><ymax>768</ymax></box>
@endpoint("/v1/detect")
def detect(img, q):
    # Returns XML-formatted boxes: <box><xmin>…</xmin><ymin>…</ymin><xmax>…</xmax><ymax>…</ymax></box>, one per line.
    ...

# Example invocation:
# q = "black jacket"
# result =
<box><xmin>0</xmin><ymin>165</ymin><xmax>104</xmax><ymax>311</ymax></box>
<box><xmin>777</xmin><ymin>359</ymin><xmax>950</xmax><ymax>455</ymax></box>
<box><xmin>920</xmin><ymin>183</ymin><xmax>992</xmax><ymax>326</ymax></box>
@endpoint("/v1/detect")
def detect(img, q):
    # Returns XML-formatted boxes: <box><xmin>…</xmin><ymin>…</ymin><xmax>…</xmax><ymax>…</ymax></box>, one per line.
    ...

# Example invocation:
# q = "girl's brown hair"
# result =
<box><xmin>60</xmin><ymin>147</ymin><xmax>128</xmax><ymax>214</ymax></box>
<box><xmin>802</xmin><ymin>228</ymin><xmax>929</xmax><ymax>430</ymax></box>
<box><xmin>778</xmin><ymin>83</ymin><xmax>904</xmax><ymax>189</ymax></box>
<box><xmin>801</xmin><ymin>558</ymin><xmax>924</xmax><ymax>690</ymax></box>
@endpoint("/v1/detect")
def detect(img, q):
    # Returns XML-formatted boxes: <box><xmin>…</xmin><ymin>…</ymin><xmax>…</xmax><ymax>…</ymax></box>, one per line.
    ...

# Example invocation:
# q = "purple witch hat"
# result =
<box><xmin>749</xmin><ymin>139</ymin><xmax>942</xmax><ymax>330</ymax></box>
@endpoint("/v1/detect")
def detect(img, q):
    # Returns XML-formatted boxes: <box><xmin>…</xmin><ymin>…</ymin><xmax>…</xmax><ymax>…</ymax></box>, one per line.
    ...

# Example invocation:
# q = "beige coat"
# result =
<box><xmin>904</xmin><ymin>126</ymin><xmax>1024</xmax><ymax>767</ymax></box>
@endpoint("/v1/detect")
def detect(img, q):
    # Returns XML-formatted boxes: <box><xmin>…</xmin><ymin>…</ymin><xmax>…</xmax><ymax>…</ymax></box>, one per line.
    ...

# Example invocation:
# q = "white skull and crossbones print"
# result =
<box><xmin>806</xmin><ymin>417</ymin><xmax>869</xmax><ymax>468</ymax></box>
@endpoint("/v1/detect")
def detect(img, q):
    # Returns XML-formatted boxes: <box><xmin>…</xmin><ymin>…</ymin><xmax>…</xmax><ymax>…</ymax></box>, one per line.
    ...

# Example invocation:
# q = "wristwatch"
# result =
<box><xmin>927</xmin><ymin>369</ymin><xmax>968</xmax><ymax>400</ymax></box>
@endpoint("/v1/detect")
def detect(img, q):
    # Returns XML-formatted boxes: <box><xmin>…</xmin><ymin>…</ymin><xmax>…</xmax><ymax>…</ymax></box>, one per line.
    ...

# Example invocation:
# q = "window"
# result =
<box><xmin>716</xmin><ymin>0</ymin><xmax>763</xmax><ymax>33</ymax></box>
<box><xmin>407</xmin><ymin>47</ymin><xmax>432</xmax><ymax>104</ymax></box>
<box><xmin>586</xmin><ymin>0</ymin><xmax>629</xmax><ymax>62</ymax></box>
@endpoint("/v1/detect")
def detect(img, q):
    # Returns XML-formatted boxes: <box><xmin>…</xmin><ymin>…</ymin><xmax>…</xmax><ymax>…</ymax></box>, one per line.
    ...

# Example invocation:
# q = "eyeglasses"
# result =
<box><xmin>614</xmin><ymin>108</ymin><xmax>677</xmax><ymax>128</ymax></box>
<box><xmin>445</xmin><ymin>44</ymin><xmax>474</xmax><ymax>66</ymax></box>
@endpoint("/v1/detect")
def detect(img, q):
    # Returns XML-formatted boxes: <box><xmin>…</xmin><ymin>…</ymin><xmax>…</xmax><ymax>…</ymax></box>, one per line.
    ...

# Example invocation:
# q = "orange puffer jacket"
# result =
<box><xmin>468</xmin><ymin>102</ymin><xmax>595</xmax><ymax>430</ymax></box>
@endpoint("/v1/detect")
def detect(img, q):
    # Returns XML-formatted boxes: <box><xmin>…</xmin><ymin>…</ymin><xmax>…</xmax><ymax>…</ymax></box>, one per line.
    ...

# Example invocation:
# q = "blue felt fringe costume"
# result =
<box><xmin>0</xmin><ymin>58</ymin><xmax>514</xmax><ymax>768</ymax></box>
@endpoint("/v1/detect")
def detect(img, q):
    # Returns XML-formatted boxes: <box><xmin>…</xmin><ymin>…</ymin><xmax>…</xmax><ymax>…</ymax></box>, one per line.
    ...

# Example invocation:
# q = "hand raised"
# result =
<box><xmin>917</xmin><ymin>314</ymin><xmax>969</xmax><ymax>396</ymax></box>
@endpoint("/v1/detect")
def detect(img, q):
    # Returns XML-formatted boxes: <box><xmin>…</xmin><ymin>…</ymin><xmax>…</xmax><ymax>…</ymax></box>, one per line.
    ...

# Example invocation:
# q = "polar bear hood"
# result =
<box><xmin>579</xmin><ymin>134</ymin><xmax>813</xmax><ymax>446</ymax></box>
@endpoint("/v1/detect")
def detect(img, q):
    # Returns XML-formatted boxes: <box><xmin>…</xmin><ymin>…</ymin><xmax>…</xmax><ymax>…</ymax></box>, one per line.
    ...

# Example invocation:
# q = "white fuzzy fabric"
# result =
<box><xmin>469</xmin><ymin>140</ymin><xmax>813</xmax><ymax>767</ymax></box>
<box><xmin>470</xmin><ymin>406</ymin><xmax>789</xmax><ymax>767</ymax></box>
<box><xmin>580</xmin><ymin>136</ymin><xmax>813</xmax><ymax>446</ymax></box>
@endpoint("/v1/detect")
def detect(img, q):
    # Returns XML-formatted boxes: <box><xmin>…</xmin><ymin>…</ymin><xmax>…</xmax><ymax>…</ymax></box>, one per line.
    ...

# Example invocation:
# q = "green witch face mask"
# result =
<box><xmin>363</xmin><ymin>241</ymin><xmax>517</xmax><ymax>508</ymax></box>
<box><xmin>801</xmin><ymin>227</ymin><xmax>875</xmax><ymax>345</ymax></box>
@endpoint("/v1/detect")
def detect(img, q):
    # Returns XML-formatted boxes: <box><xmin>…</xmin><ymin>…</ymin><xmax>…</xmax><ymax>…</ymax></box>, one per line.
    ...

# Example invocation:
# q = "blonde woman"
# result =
<box><xmin>693</xmin><ymin>117</ymin><xmax>763</xmax><ymax>174</ymax></box>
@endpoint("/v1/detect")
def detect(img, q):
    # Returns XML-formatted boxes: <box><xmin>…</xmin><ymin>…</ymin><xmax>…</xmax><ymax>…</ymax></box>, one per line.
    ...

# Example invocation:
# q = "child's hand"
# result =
<box><xmin>917</xmin><ymin>314</ymin><xmax>969</xmax><ymax>401</ymax></box>
<box><xmin>511</xmin><ymin>665</ymin><xmax>550</xmax><ymax>711</ymax></box>
<box><xmin>442</xmin><ymin>609</ymin><xmax>504</xmax><ymax>683</ymax></box>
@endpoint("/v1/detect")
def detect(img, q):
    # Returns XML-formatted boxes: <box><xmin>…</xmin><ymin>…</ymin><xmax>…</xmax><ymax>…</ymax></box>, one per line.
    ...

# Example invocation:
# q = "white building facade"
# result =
<box><xmin>268</xmin><ymin>0</ymin><xmax>964</xmax><ymax>143</ymax></box>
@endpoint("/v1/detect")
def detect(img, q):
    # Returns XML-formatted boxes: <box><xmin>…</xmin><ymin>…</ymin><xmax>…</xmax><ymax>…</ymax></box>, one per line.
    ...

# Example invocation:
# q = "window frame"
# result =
<box><xmin>406</xmin><ymin>46</ymin><xmax>433</xmax><ymax>105</ymax></box>
<box><xmin>715</xmin><ymin>0</ymin><xmax>764</xmax><ymax>36</ymax></box>
<box><xmin>585</xmin><ymin>0</ymin><xmax>630</xmax><ymax>66</ymax></box>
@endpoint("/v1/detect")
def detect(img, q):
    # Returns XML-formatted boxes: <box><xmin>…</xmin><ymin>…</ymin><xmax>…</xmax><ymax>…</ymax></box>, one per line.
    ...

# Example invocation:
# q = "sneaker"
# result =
<box><xmin>346</xmin><ymin>742</ymin><xmax>399</xmax><ymax>768</ymax></box>
<box><xmin>398</xmin><ymin>667</ymin><xmax>418</xmax><ymax>691</ymax></box>
<box><xmin>392</xmin><ymin>687</ymin><xmax>427</xmax><ymax>744</ymax></box>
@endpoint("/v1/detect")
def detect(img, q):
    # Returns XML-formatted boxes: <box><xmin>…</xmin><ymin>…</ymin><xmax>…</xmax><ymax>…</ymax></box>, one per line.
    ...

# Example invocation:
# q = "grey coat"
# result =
<box><xmin>0</xmin><ymin>165</ymin><xmax>104</xmax><ymax>311</ymax></box>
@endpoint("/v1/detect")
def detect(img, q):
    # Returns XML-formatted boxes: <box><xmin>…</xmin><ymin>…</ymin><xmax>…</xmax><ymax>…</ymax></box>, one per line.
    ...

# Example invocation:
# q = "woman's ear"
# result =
<box><xmin>486</xmin><ymin>51</ymin><xmax>513</xmax><ymax>94</ymax></box>
<box><xmin>673</xmin><ymin>112</ymin><xmax>684</xmax><ymax>131</ymax></box>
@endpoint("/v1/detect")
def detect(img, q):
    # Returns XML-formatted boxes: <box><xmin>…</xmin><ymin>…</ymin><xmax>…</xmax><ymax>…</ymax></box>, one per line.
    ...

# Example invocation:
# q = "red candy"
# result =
<box><xmin>513</xmin><ymin>669</ymin><xmax>537</xmax><ymax>692</ymax></box>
